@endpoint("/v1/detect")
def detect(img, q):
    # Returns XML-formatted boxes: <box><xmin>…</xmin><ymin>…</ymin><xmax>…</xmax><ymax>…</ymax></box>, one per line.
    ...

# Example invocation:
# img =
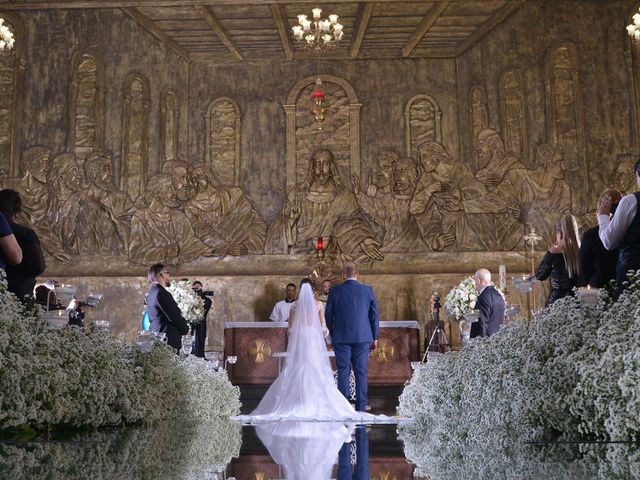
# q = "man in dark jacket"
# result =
<box><xmin>146</xmin><ymin>263</ymin><xmax>189</xmax><ymax>352</ymax></box>
<box><xmin>470</xmin><ymin>268</ymin><xmax>505</xmax><ymax>338</ymax></box>
<box><xmin>191</xmin><ymin>280</ymin><xmax>212</xmax><ymax>358</ymax></box>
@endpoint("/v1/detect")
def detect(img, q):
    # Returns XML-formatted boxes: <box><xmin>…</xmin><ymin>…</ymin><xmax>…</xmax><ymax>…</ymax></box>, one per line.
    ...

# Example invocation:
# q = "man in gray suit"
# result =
<box><xmin>325</xmin><ymin>262</ymin><xmax>380</xmax><ymax>411</ymax></box>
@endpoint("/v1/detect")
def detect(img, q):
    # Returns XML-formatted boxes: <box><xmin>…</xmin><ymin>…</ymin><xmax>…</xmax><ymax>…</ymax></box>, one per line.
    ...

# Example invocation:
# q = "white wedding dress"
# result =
<box><xmin>233</xmin><ymin>283</ymin><xmax>392</xmax><ymax>423</ymax></box>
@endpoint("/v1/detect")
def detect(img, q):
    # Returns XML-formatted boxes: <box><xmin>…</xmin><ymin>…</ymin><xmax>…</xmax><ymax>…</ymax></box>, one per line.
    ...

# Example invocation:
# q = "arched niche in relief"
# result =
<box><xmin>499</xmin><ymin>69</ymin><xmax>528</xmax><ymax>165</ymax></box>
<box><xmin>545</xmin><ymin>43</ymin><xmax>588</xmax><ymax>208</ymax></box>
<box><xmin>284</xmin><ymin>75</ymin><xmax>361</xmax><ymax>191</ymax></box>
<box><xmin>470</xmin><ymin>86</ymin><xmax>488</xmax><ymax>170</ymax></box>
<box><xmin>0</xmin><ymin>12</ymin><xmax>25</xmax><ymax>176</ymax></box>
<box><xmin>121</xmin><ymin>73</ymin><xmax>150</xmax><ymax>201</ymax></box>
<box><xmin>67</xmin><ymin>51</ymin><xmax>105</xmax><ymax>160</ymax></box>
<box><xmin>627</xmin><ymin>3</ymin><xmax>640</xmax><ymax>149</ymax></box>
<box><xmin>160</xmin><ymin>89</ymin><xmax>179</xmax><ymax>163</ymax></box>
<box><xmin>205</xmin><ymin>97</ymin><xmax>240</xmax><ymax>186</ymax></box>
<box><xmin>404</xmin><ymin>94</ymin><xmax>442</xmax><ymax>159</ymax></box>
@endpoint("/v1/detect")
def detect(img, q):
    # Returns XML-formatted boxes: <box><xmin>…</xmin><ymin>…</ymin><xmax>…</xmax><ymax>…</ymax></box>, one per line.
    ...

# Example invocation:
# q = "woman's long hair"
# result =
<box><xmin>558</xmin><ymin>213</ymin><xmax>580</xmax><ymax>278</ymax></box>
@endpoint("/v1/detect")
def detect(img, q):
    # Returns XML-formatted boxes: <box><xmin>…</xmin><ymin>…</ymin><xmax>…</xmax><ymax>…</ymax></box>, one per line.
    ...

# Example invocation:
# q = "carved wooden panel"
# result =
<box><xmin>160</xmin><ymin>89</ymin><xmax>178</xmax><ymax>162</ymax></box>
<box><xmin>67</xmin><ymin>52</ymin><xmax>105</xmax><ymax>159</ymax></box>
<box><xmin>404</xmin><ymin>94</ymin><xmax>442</xmax><ymax>159</ymax></box>
<box><xmin>500</xmin><ymin>69</ymin><xmax>528</xmax><ymax>164</ymax></box>
<box><xmin>121</xmin><ymin>73</ymin><xmax>150</xmax><ymax>201</ymax></box>
<box><xmin>470</xmin><ymin>86</ymin><xmax>488</xmax><ymax>166</ymax></box>
<box><xmin>205</xmin><ymin>97</ymin><xmax>240</xmax><ymax>185</ymax></box>
<box><xmin>0</xmin><ymin>15</ymin><xmax>22</xmax><ymax>176</ymax></box>
<box><xmin>546</xmin><ymin>44</ymin><xmax>587</xmax><ymax>210</ymax></box>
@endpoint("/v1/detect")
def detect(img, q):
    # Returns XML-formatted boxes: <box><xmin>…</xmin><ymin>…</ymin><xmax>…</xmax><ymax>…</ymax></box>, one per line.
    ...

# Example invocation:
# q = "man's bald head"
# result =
<box><xmin>474</xmin><ymin>268</ymin><xmax>492</xmax><ymax>290</ymax></box>
<box><xmin>343</xmin><ymin>261</ymin><xmax>358</xmax><ymax>279</ymax></box>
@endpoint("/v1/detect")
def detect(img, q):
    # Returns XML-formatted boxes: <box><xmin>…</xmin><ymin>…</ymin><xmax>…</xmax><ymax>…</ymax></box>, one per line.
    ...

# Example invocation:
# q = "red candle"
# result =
<box><xmin>317</xmin><ymin>236</ymin><xmax>324</xmax><ymax>251</ymax></box>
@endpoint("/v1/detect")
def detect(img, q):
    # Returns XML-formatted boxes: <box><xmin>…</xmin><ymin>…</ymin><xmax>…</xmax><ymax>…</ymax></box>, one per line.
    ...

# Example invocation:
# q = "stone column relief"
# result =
<box><xmin>546</xmin><ymin>43</ymin><xmax>588</xmax><ymax>212</ymax></box>
<box><xmin>499</xmin><ymin>69</ymin><xmax>528</xmax><ymax>166</ymax></box>
<box><xmin>67</xmin><ymin>52</ymin><xmax>105</xmax><ymax>160</ymax></box>
<box><xmin>205</xmin><ymin>97</ymin><xmax>240</xmax><ymax>186</ymax></box>
<box><xmin>404</xmin><ymin>94</ymin><xmax>442</xmax><ymax>159</ymax></box>
<box><xmin>160</xmin><ymin>90</ymin><xmax>179</xmax><ymax>163</ymax></box>
<box><xmin>121</xmin><ymin>73</ymin><xmax>150</xmax><ymax>202</ymax></box>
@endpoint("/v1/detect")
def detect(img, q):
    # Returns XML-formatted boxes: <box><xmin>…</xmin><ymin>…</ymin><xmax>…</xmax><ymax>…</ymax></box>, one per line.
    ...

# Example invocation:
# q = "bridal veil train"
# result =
<box><xmin>234</xmin><ymin>283</ymin><xmax>390</xmax><ymax>423</ymax></box>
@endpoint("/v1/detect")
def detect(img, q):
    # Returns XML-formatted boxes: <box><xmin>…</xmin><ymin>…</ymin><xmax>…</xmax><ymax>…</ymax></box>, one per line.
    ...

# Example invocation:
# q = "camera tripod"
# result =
<box><xmin>422</xmin><ymin>292</ymin><xmax>450</xmax><ymax>362</ymax></box>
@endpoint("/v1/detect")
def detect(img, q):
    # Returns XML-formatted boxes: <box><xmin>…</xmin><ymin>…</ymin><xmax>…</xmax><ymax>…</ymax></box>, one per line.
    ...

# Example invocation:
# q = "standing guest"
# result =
<box><xmin>0</xmin><ymin>189</ymin><xmax>45</xmax><ymax>300</ymax></box>
<box><xmin>579</xmin><ymin>188</ymin><xmax>621</xmax><ymax>288</ymax></box>
<box><xmin>146</xmin><ymin>263</ymin><xmax>189</xmax><ymax>353</ymax></box>
<box><xmin>0</xmin><ymin>211</ymin><xmax>22</xmax><ymax>270</ymax></box>
<box><xmin>470</xmin><ymin>269</ymin><xmax>505</xmax><ymax>338</ymax></box>
<box><xmin>191</xmin><ymin>280</ymin><xmax>212</xmax><ymax>358</ymax></box>
<box><xmin>599</xmin><ymin>159</ymin><xmax>640</xmax><ymax>294</ymax></box>
<box><xmin>269</xmin><ymin>283</ymin><xmax>296</xmax><ymax>322</ymax></box>
<box><xmin>534</xmin><ymin>213</ymin><xmax>581</xmax><ymax>306</ymax></box>
<box><xmin>322</xmin><ymin>279</ymin><xmax>333</xmax><ymax>296</ymax></box>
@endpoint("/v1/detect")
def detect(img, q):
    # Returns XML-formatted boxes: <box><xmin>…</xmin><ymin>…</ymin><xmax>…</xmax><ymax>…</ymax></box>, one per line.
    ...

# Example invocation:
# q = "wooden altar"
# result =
<box><xmin>224</xmin><ymin>321</ymin><xmax>420</xmax><ymax>385</ymax></box>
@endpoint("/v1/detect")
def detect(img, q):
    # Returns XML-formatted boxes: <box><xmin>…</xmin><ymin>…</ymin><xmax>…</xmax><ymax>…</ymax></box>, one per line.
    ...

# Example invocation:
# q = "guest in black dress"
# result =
<box><xmin>579</xmin><ymin>188</ymin><xmax>621</xmax><ymax>288</ymax></box>
<box><xmin>191</xmin><ymin>280</ymin><xmax>212</xmax><ymax>358</ymax></box>
<box><xmin>535</xmin><ymin>213</ymin><xmax>581</xmax><ymax>306</ymax></box>
<box><xmin>0</xmin><ymin>189</ymin><xmax>44</xmax><ymax>301</ymax></box>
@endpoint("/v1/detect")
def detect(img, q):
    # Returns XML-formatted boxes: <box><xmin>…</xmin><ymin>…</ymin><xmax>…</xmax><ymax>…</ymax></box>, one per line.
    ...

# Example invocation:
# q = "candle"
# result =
<box><xmin>499</xmin><ymin>264</ymin><xmax>506</xmax><ymax>290</ymax></box>
<box><xmin>316</xmin><ymin>236</ymin><xmax>324</xmax><ymax>252</ymax></box>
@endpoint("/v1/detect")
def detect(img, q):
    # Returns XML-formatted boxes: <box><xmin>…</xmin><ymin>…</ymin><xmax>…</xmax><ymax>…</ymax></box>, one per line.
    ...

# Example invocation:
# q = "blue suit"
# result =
<box><xmin>337</xmin><ymin>426</ymin><xmax>370</xmax><ymax>480</ymax></box>
<box><xmin>325</xmin><ymin>279</ymin><xmax>380</xmax><ymax>411</ymax></box>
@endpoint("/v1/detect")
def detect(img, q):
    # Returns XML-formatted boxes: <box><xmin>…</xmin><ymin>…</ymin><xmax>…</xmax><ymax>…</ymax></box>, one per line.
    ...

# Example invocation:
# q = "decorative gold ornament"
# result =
<box><xmin>247</xmin><ymin>339</ymin><xmax>272</xmax><ymax>363</ymax></box>
<box><xmin>374</xmin><ymin>338</ymin><xmax>395</xmax><ymax>363</ymax></box>
<box><xmin>376</xmin><ymin>471</ymin><xmax>398</xmax><ymax>480</ymax></box>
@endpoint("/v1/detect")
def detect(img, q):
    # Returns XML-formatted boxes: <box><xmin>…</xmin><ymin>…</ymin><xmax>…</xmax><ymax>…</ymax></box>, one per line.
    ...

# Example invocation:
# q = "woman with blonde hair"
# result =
<box><xmin>534</xmin><ymin>213</ymin><xmax>581</xmax><ymax>306</ymax></box>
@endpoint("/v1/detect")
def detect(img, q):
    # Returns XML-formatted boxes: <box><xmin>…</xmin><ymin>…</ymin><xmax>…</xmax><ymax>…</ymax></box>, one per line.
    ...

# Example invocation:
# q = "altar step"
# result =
<box><xmin>238</xmin><ymin>385</ymin><xmax>404</xmax><ymax>415</ymax></box>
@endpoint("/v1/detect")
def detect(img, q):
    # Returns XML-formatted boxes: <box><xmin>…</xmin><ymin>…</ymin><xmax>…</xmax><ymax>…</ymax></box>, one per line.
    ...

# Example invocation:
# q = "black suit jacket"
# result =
<box><xmin>6</xmin><ymin>221</ymin><xmax>45</xmax><ymax>300</ymax></box>
<box><xmin>147</xmin><ymin>283</ymin><xmax>189</xmax><ymax>351</ymax></box>
<box><xmin>579</xmin><ymin>225</ymin><xmax>618</xmax><ymax>288</ymax></box>
<box><xmin>470</xmin><ymin>285</ymin><xmax>505</xmax><ymax>338</ymax></box>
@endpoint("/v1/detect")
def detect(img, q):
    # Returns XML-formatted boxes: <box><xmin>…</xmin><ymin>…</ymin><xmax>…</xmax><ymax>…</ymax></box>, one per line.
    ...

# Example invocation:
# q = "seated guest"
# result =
<box><xmin>146</xmin><ymin>263</ymin><xmax>189</xmax><ymax>353</ymax></box>
<box><xmin>191</xmin><ymin>280</ymin><xmax>212</xmax><ymax>358</ymax></box>
<box><xmin>599</xmin><ymin>159</ymin><xmax>640</xmax><ymax>294</ymax></box>
<box><xmin>579</xmin><ymin>188</ymin><xmax>621</xmax><ymax>288</ymax></box>
<box><xmin>534</xmin><ymin>213</ymin><xmax>581</xmax><ymax>306</ymax></box>
<box><xmin>0</xmin><ymin>211</ymin><xmax>22</xmax><ymax>270</ymax></box>
<box><xmin>269</xmin><ymin>282</ymin><xmax>296</xmax><ymax>322</ymax></box>
<box><xmin>0</xmin><ymin>189</ymin><xmax>45</xmax><ymax>301</ymax></box>
<box><xmin>470</xmin><ymin>269</ymin><xmax>505</xmax><ymax>338</ymax></box>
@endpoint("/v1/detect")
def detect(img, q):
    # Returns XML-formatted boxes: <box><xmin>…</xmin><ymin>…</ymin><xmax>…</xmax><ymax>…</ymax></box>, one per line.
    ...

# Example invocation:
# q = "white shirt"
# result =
<box><xmin>269</xmin><ymin>299</ymin><xmax>294</xmax><ymax>322</ymax></box>
<box><xmin>598</xmin><ymin>193</ymin><xmax>638</xmax><ymax>250</ymax></box>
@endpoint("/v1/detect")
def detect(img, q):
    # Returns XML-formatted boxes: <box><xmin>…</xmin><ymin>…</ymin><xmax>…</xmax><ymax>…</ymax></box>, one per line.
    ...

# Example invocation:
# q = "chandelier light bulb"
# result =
<box><xmin>302</xmin><ymin>19</ymin><xmax>312</xmax><ymax>31</ymax></box>
<box><xmin>297</xmin><ymin>14</ymin><xmax>307</xmax><ymax>24</ymax></box>
<box><xmin>292</xmin><ymin>8</ymin><xmax>342</xmax><ymax>56</ymax></box>
<box><xmin>628</xmin><ymin>24</ymin><xmax>637</xmax><ymax>36</ymax></box>
<box><xmin>312</xmin><ymin>8</ymin><xmax>322</xmax><ymax>20</ymax></box>
<box><xmin>635</xmin><ymin>12</ymin><xmax>640</xmax><ymax>26</ymax></box>
<box><xmin>635</xmin><ymin>29</ymin><xmax>640</xmax><ymax>40</ymax></box>
<box><xmin>333</xmin><ymin>23</ymin><xmax>343</xmax><ymax>34</ymax></box>
<box><xmin>329</xmin><ymin>14</ymin><xmax>339</xmax><ymax>24</ymax></box>
<box><xmin>0</xmin><ymin>18</ymin><xmax>15</xmax><ymax>52</ymax></box>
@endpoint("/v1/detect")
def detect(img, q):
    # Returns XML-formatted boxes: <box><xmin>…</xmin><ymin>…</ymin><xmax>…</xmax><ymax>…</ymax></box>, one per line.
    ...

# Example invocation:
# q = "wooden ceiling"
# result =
<box><xmin>3</xmin><ymin>0</ymin><xmax>526</xmax><ymax>63</ymax></box>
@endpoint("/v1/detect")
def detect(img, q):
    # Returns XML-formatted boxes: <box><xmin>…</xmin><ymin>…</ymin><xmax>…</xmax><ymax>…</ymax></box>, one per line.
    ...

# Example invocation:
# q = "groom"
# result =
<box><xmin>325</xmin><ymin>261</ymin><xmax>380</xmax><ymax>411</ymax></box>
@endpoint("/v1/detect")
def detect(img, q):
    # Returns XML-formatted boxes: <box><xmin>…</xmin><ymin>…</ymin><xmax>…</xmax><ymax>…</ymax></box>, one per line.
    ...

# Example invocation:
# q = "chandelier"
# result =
<box><xmin>0</xmin><ymin>18</ymin><xmax>15</xmax><ymax>52</ymax></box>
<box><xmin>627</xmin><ymin>9</ymin><xmax>640</xmax><ymax>41</ymax></box>
<box><xmin>292</xmin><ymin>8</ymin><xmax>343</xmax><ymax>56</ymax></box>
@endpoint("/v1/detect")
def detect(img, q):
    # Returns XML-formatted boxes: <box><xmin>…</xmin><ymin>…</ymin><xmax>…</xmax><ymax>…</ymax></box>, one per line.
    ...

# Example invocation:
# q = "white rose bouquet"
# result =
<box><xmin>444</xmin><ymin>276</ymin><xmax>478</xmax><ymax>320</ymax></box>
<box><xmin>165</xmin><ymin>280</ymin><xmax>206</xmax><ymax>324</ymax></box>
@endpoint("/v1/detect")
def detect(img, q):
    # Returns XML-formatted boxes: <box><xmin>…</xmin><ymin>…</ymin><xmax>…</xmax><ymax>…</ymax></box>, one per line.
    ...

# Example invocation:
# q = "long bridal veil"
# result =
<box><xmin>234</xmin><ymin>283</ymin><xmax>390</xmax><ymax>422</ymax></box>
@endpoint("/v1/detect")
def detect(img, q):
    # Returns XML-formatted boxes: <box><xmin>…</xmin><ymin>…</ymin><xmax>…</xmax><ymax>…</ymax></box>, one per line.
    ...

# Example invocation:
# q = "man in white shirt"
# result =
<box><xmin>598</xmin><ymin>159</ymin><xmax>640</xmax><ymax>294</ymax></box>
<box><xmin>269</xmin><ymin>283</ymin><xmax>296</xmax><ymax>322</ymax></box>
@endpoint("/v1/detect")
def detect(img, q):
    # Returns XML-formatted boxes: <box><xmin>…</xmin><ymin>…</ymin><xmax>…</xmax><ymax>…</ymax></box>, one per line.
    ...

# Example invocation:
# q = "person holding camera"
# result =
<box><xmin>599</xmin><ymin>159</ymin><xmax>640</xmax><ymax>295</ymax></box>
<box><xmin>67</xmin><ymin>297</ymin><xmax>85</xmax><ymax>328</ymax></box>
<box><xmin>191</xmin><ymin>280</ymin><xmax>212</xmax><ymax>358</ymax></box>
<box><xmin>579</xmin><ymin>188</ymin><xmax>621</xmax><ymax>289</ymax></box>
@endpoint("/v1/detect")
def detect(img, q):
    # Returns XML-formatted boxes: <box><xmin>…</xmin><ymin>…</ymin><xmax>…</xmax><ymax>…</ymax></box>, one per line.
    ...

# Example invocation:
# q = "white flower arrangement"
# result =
<box><xmin>444</xmin><ymin>276</ymin><xmax>478</xmax><ymax>319</ymax></box>
<box><xmin>165</xmin><ymin>279</ymin><xmax>206</xmax><ymax>324</ymax></box>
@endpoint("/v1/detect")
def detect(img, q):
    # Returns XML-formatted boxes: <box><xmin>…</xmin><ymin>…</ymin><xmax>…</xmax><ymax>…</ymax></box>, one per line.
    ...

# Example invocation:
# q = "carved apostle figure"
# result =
<box><xmin>75</xmin><ymin>152</ymin><xmax>135</xmax><ymax>255</ymax></box>
<box><xmin>129</xmin><ymin>173</ymin><xmax>213</xmax><ymax>265</ymax></box>
<box><xmin>365</xmin><ymin>150</ymin><xmax>396</xmax><ymax>198</ymax></box>
<box><xmin>528</xmin><ymin>143</ymin><xmax>572</xmax><ymax>242</ymax></box>
<box><xmin>463</xmin><ymin>129</ymin><xmax>535</xmax><ymax>251</ymax></box>
<box><xmin>611</xmin><ymin>155</ymin><xmax>637</xmax><ymax>196</ymax></box>
<box><xmin>356</xmin><ymin>156</ymin><xmax>426</xmax><ymax>251</ymax></box>
<box><xmin>266</xmin><ymin>147</ymin><xmax>383</xmax><ymax>261</ymax></box>
<box><xmin>184</xmin><ymin>163</ymin><xmax>266</xmax><ymax>255</ymax></box>
<box><xmin>161</xmin><ymin>160</ymin><xmax>192</xmax><ymax>205</ymax></box>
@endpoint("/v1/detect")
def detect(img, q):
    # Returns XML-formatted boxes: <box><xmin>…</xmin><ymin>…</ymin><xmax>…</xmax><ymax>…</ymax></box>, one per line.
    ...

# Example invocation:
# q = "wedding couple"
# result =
<box><xmin>235</xmin><ymin>261</ymin><xmax>388</xmax><ymax>422</ymax></box>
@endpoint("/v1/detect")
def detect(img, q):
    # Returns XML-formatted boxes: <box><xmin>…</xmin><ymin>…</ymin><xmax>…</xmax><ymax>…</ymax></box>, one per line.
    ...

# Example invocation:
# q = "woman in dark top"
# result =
<box><xmin>0</xmin><ymin>189</ymin><xmax>45</xmax><ymax>300</ymax></box>
<box><xmin>535</xmin><ymin>213</ymin><xmax>581</xmax><ymax>306</ymax></box>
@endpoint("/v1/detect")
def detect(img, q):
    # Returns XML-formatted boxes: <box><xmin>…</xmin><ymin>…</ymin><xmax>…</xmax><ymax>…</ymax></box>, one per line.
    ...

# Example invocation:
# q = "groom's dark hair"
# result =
<box><xmin>343</xmin><ymin>262</ymin><xmax>358</xmax><ymax>278</ymax></box>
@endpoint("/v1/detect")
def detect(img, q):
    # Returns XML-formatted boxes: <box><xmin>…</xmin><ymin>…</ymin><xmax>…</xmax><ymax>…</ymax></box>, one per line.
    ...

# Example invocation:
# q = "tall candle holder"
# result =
<box><xmin>524</xmin><ymin>227</ymin><xmax>543</xmax><ymax>314</ymax></box>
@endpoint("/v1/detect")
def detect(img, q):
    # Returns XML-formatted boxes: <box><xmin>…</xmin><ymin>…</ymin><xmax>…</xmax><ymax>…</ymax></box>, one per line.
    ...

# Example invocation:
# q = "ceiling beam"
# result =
<box><xmin>194</xmin><ymin>5</ymin><xmax>244</xmax><ymax>60</ymax></box>
<box><xmin>401</xmin><ymin>0</ymin><xmax>450</xmax><ymax>58</ymax></box>
<box><xmin>269</xmin><ymin>3</ymin><xmax>293</xmax><ymax>60</ymax></box>
<box><xmin>121</xmin><ymin>7</ymin><xmax>190</xmax><ymax>61</ymax></box>
<box><xmin>2</xmin><ymin>0</ymin><xmax>422</xmax><ymax>8</ymax></box>
<box><xmin>350</xmin><ymin>2</ymin><xmax>374</xmax><ymax>59</ymax></box>
<box><xmin>455</xmin><ymin>0</ymin><xmax>525</xmax><ymax>56</ymax></box>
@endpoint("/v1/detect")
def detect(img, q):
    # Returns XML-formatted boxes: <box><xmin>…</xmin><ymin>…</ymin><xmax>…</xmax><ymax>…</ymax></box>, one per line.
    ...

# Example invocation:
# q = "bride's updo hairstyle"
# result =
<box><xmin>300</xmin><ymin>278</ymin><xmax>313</xmax><ymax>288</ymax></box>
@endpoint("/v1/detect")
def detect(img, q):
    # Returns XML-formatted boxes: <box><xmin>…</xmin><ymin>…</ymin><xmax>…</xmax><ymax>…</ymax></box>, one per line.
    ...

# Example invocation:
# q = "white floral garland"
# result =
<box><xmin>165</xmin><ymin>279</ymin><xmax>206</xmax><ymax>324</ymax></box>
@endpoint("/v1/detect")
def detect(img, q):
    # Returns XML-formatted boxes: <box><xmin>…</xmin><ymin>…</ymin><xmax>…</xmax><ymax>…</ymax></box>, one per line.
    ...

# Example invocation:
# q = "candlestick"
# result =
<box><xmin>498</xmin><ymin>264</ymin><xmax>506</xmax><ymax>290</ymax></box>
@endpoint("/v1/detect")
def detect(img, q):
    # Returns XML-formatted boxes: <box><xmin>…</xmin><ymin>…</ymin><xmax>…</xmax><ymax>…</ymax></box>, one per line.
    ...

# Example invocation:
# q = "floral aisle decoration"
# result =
<box><xmin>444</xmin><ymin>276</ymin><xmax>478</xmax><ymax>320</ymax></box>
<box><xmin>0</xmin><ymin>272</ymin><xmax>239</xmax><ymax>432</ymax></box>
<box><xmin>165</xmin><ymin>279</ymin><xmax>205</xmax><ymax>324</ymax></box>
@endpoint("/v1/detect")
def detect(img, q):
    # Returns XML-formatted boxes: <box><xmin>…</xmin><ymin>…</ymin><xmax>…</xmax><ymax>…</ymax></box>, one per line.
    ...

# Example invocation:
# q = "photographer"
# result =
<box><xmin>191</xmin><ymin>281</ymin><xmax>212</xmax><ymax>358</ymax></box>
<box><xmin>599</xmin><ymin>159</ymin><xmax>640</xmax><ymax>294</ymax></box>
<box><xmin>67</xmin><ymin>297</ymin><xmax>85</xmax><ymax>328</ymax></box>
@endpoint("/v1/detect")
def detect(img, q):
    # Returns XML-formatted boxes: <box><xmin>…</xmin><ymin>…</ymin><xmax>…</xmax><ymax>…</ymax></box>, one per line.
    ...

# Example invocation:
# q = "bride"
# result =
<box><xmin>234</xmin><ymin>279</ymin><xmax>389</xmax><ymax>422</ymax></box>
